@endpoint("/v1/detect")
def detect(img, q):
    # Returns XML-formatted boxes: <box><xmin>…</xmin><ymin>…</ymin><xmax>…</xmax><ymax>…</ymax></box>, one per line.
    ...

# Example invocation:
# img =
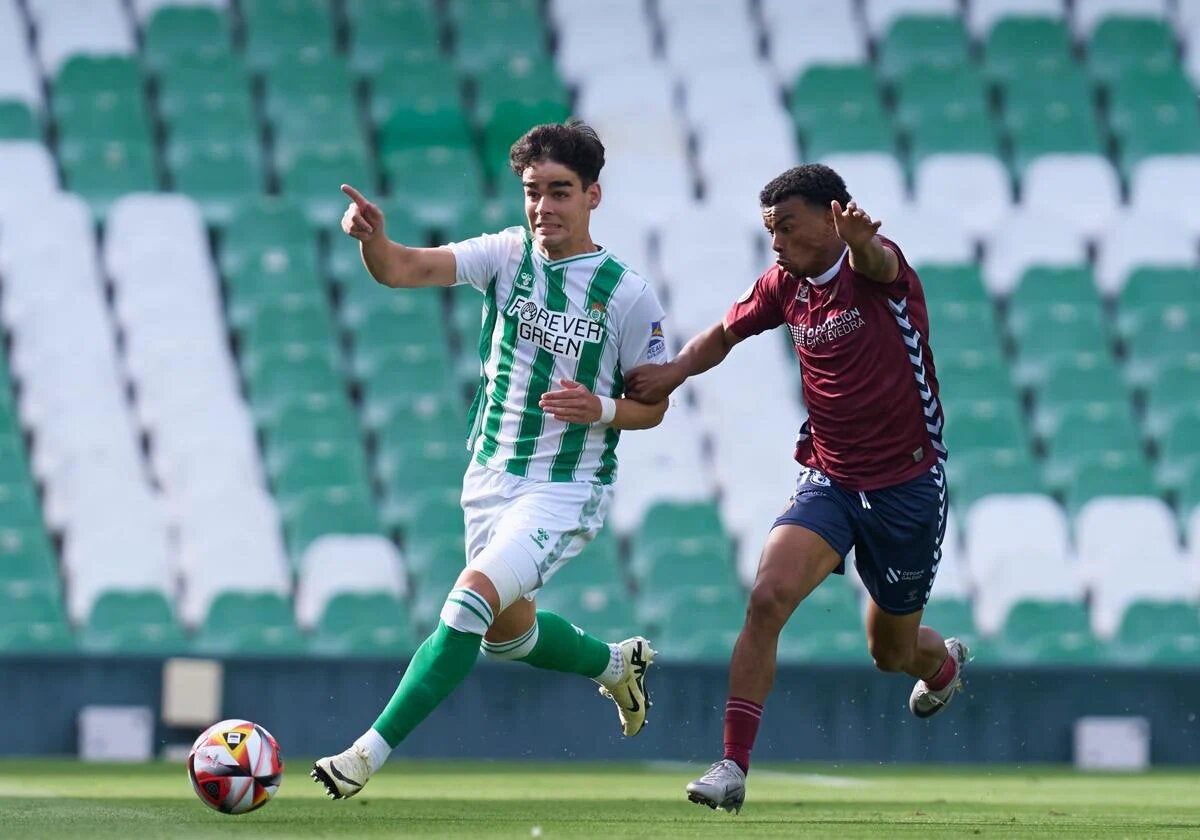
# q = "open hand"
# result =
<box><xmin>831</xmin><ymin>199</ymin><xmax>881</xmax><ymax>249</ymax></box>
<box><xmin>341</xmin><ymin>184</ymin><xmax>385</xmax><ymax>242</ymax></box>
<box><xmin>539</xmin><ymin>379</ymin><xmax>601</xmax><ymax>424</ymax></box>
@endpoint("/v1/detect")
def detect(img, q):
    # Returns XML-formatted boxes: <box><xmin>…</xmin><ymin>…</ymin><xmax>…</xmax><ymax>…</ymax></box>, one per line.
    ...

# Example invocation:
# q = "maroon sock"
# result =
<box><xmin>925</xmin><ymin>652</ymin><xmax>958</xmax><ymax>691</ymax></box>
<box><xmin>722</xmin><ymin>697</ymin><xmax>763</xmax><ymax>774</ymax></box>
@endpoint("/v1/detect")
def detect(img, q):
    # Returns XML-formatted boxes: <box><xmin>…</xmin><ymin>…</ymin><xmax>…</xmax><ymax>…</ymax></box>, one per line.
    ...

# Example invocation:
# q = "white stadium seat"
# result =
<box><xmin>1129</xmin><ymin>155</ymin><xmax>1200</xmax><ymax>236</ymax></box>
<box><xmin>819</xmin><ymin>153</ymin><xmax>908</xmax><ymax>221</ymax></box>
<box><xmin>965</xmin><ymin>494</ymin><xmax>1080</xmax><ymax>635</ymax></box>
<box><xmin>1076</xmin><ymin>497</ymin><xmax>1190</xmax><ymax>636</ymax></box>
<box><xmin>914</xmin><ymin>154</ymin><xmax>1015</xmax><ymax>239</ymax></box>
<box><xmin>1020</xmin><ymin>154</ymin><xmax>1122</xmax><ymax>242</ymax></box>
<box><xmin>64</xmin><ymin>519</ymin><xmax>172</xmax><ymax>624</ymax></box>
<box><xmin>877</xmin><ymin>204</ymin><xmax>975</xmax><ymax>266</ymax></box>
<box><xmin>0</xmin><ymin>142</ymin><xmax>60</xmax><ymax>200</ymax></box>
<box><xmin>762</xmin><ymin>0</ymin><xmax>866</xmax><ymax>83</ymax></box>
<box><xmin>295</xmin><ymin>535</ymin><xmax>408</xmax><ymax>630</ymax></box>
<box><xmin>984</xmin><ymin>209</ymin><xmax>1089</xmax><ymax>296</ymax></box>
<box><xmin>0</xmin><ymin>1</ymin><xmax>43</xmax><ymax>110</ymax></box>
<box><xmin>550</xmin><ymin>0</ymin><xmax>655</xmax><ymax>84</ymax></box>
<box><xmin>1093</xmin><ymin>212</ymin><xmax>1197</xmax><ymax>296</ymax></box>
<box><xmin>131</xmin><ymin>0</ymin><xmax>228</xmax><ymax>23</ymax></box>
<box><xmin>32</xmin><ymin>0</ymin><xmax>136</xmax><ymax>76</ymax></box>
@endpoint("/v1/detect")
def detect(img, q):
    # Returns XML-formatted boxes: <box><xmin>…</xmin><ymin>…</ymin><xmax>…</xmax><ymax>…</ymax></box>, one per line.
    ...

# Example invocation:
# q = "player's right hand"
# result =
<box><xmin>625</xmin><ymin>362</ymin><xmax>684</xmax><ymax>403</ymax></box>
<box><xmin>340</xmin><ymin>184</ymin><xmax>384</xmax><ymax>242</ymax></box>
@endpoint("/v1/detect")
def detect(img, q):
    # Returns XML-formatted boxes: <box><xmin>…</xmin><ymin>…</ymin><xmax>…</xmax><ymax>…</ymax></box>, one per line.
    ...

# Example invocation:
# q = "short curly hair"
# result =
<box><xmin>759</xmin><ymin>164</ymin><xmax>851</xmax><ymax>209</ymax></box>
<box><xmin>510</xmin><ymin>119</ymin><xmax>606</xmax><ymax>186</ymax></box>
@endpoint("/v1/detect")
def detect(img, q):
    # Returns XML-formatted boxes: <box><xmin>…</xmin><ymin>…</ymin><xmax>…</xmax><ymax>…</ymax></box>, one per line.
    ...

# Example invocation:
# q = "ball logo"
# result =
<box><xmin>223</xmin><ymin>732</ymin><xmax>243</xmax><ymax>748</ymax></box>
<box><xmin>520</xmin><ymin>302</ymin><xmax>538</xmax><ymax>320</ymax></box>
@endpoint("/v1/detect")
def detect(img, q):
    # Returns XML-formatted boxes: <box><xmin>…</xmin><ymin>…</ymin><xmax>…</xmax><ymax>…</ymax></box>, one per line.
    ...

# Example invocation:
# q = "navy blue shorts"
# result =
<box><xmin>773</xmin><ymin>465</ymin><xmax>948</xmax><ymax>615</ymax></box>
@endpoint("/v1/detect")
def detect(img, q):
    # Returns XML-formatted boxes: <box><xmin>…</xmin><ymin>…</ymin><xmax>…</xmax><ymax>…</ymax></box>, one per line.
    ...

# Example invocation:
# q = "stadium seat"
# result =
<box><xmin>877</xmin><ymin>206</ymin><xmax>974</xmax><ymax>265</ymax></box>
<box><xmin>1000</xmin><ymin>600</ymin><xmax>1106</xmax><ymax>663</ymax></box>
<box><xmin>1077</xmin><ymin>496</ymin><xmax>1187</xmax><ymax>635</ymax></box>
<box><xmin>777</xmin><ymin>581</ymin><xmax>864</xmax><ymax>662</ymax></box>
<box><xmin>312</xmin><ymin>593</ymin><xmax>417</xmax><ymax>657</ymax></box>
<box><xmin>345</xmin><ymin>0</ymin><xmax>440</xmax><ymax>78</ymax></box>
<box><xmin>80</xmin><ymin>590</ymin><xmax>187</xmax><ymax>654</ymax></box>
<box><xmin>864</xmin><ymin>0</ymin><xmax>959</xmax><ymax>40</ymax></box>
<box><xmin>1088</xmin><ymin>16</ymin><xmax>1178</xmax><ymax>84</ymax></box>
<box><xmin>1129</xmin><ymin>155</ymin><xmax>1200</xmax><ymax>235</ymax></box>
<box><xmin>295</xmin><ymin>534</ymin><xmax>406</xmax><ymax>630</ymax></box>
<box><xmin>946</xmin><ymin>447</ymin><xmax>1044</xmax><ymax>511</ymax></box>
<box><xmin>917</xmin><ymin>263</ymin><xmax>991</xmax><ymax>305</ymax></box>
<box><xmin>969</xmin><ymin>1</ymin><xmax>1065</xmax><ymax>37</ymax></box>
<box><xmin>0</xmin><ymin>100</ymin><xmax>38</xmax><ymax>140</ymax></box>
<box><xmin>648</xmin><ymin>587</ymin><xmax>745</xmax><ymax>662</ymax></box>
<box><xmin>0</xmin><ymin>587</ymin><xmax>73</xmax><ymax>652</ymax></box>
<box><xmin>240</xmin><ymin>0</ymin><xmax>334</xmax><ymax>73</ymax></box>
<box><xmin>196</xmin><ymin>591</ymin><xmax>307</xmax><ymax>655</ymax></box>
<box><xmin>33</xmin><ymin>0</ymin><xmax>135</xmax><ymax>76</ymax></box>
<box><xmin>0</xmin><ymin>2</ymin><xmax>42</xmax><ymax>113</ymax></box>
<box><xmin>818</xmin><ymin>153</ymin><xmax>907</xmax><ymax>218</ymax></box>
<box><xmin>1122</xmin><ymin>300</ymin><xmax>1200</xmax><ymax>389</ymax></box>
<box><xmin>1042</xmin><ymin>401</ymin><xmax>1146</xmax><ymax>488</ymax></box>
<box><xmin>1094</xmin><ymin>213</ymin><xmax>1198</xmax><ymax>297</ymax></box>
<box><xmin>761</xmin><ymin>0</ymin><xmax>866</xmax><ymax>82</ymax></box>
<box><xmin>284</xmin><ymin>486</ymin><xmax>382</xmax><ymax>561</ymax></box>
<box><xmin>0</xmin><ymin>141</ymin><xmax>58</xmax><ymax>197</ymax></box>
<box><xmin>142</xmin><ymin>5</ymin><xmax>230</xmax><ymax>72</ymax></box>
<box><xmin>1073</xmin><ymin>0</ymin><xmax>1171</xmax><ymax>37</ymax></box>
<box><xmin>1115</xmin><ymin>600</ymin><xmax>1200</xmax><ymax>663</ymax></box>
<box><xmin>59</xmin><ymin>140</ymin><xmax>158</xmax><ymax>219</ymax></box>
<box><xmin>984</xmin><ymin>211</ymin><xmax>1090</xmax><ymax>296</ymax></box>
<box><xmin>966</xmin><ymin>495</ymin><xmax>1079</xmax><ymax>634</ymax></box>
<box><xmin>1020</xmin><ymin>155</ymin><xmax>1121</xmax><ymax>240</ymax></box>
<box><xmin>267</xmin><ymin>440</ymin><xmax>373</xmax><ymax>510</ymax></box>
<box><xmin>913</xmin><ymin>154</ymin><xmax>1013</xmax><ymax>237</ymax></box>
<box><xmin>1011</xmin><ymin>311</ymin><xmax>1111</xmax><ymax>390</ymax></box>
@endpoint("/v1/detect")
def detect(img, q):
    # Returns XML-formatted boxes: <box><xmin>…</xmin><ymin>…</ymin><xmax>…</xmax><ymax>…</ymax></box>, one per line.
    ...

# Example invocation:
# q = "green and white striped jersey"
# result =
<box><xmin>447</xmin><ymin>226</ymin><xmax>669</xmax><ymax>485</ymax></box>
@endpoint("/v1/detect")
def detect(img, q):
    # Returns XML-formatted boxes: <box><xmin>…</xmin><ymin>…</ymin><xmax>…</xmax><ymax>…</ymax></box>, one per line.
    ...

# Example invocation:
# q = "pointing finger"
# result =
<box><xmin>341</xmin><ymin>184</ymin><xmax>371</xmax><ymax>209</ymax></box>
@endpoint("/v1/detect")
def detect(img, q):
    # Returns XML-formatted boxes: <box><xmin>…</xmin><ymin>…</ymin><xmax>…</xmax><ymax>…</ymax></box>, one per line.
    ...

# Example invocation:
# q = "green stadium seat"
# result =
<box><xmin>1064</xmin><ymin>453</ymin><xmax>1158</xmax><ymax>511</ymax></box>
<box><xmin>381</xmin><ymin>145</ymin><xmax>486</xmax><ymax>229</ymax></box>
<box><xmin>0</xmin><ymin>100</ymin><xmax>38</xmax><ymax>140</ymax></box>
<box><xmin>218</xmin><ymin>196</ymin><xmax>315</xmax><ymax>275</ymax></box>
<box><xmin>347</xmin><ymin>0</ymin><xmax>440</xmax><ymax>78</ymax></box>
<box><xmin>894</xmin><ymin>67</ymin><xmax>998</xmax><ymax>161</ymax></box>
<box><xmin>473</xmin><ymin>53</ymin><xmax>570</xmax><ymax>119</ymax></box>
<box><xmin>242</xmin><ymin>343</ymin><xmax>344</xmax><ymax>412</ymax></box>
<box><xmin>1000</xmin><ymin>600</ymin><xmax>1105</xmax><ymax>663</ymax></box>
<box><xmin>378</xmin><ymin>101</ymin><xmax>474</xmax><ymax>155</ymax></box>
<box><xmin>482</xmin><ymin>100</ymin><xmax>572</xmax><ymax>179</ymax></box>
<box><xmin>544</xmin><ymin>529</ymin><xmax>623</xmax><ymax>592</ymax></box>
<box><xmin>1010</xmin><ymin>266</ymin><xmax>1101</xmax><ymax>309</ymax></box>
<box><xmin>262</xmin><ymin>390</ymin><xmax>360</xmax><ymax>445</ymax></box>
<box><xmin>1013</xmin><ymin>331</ymin><xmax>1113</xmax><ymax>392</ymax></box>
<box><xmin>0</xmin><ymin>437</ymin><xmax>33</xmax><ymax>485</ymax></box>
<box><xmin>942</xmin><ymin>398</ymin><xmax>1028</xmax><ymax>452</ymax></box>
<box><xmin>649</xmin><ymin>588</ymin><xmax>745</xmax><ymax>662</ymax></box>
<box><xmin>446</xmin><ymin>199</ymin><xmax>528</xmax><ymax>243</ymax></box>
<box><xmin>0</xmin><ymin>588</ymin><xmax>73</xmax><ymax>652</ymax></box>
<box><xmin>633</xmin><ymin>540</ymin><xmax>740</xmax><ymax>595</ymax></box>
<box><xmin>284</xmin><ymin>485</ymin><xmax>382</xmax><ymax>560</ymax></box>
<box><xmin>403</xmin><ymin>490</ymin><xmax>466</xmax><ymax>573</ymax></box>
<box><xmin>1116</xmin><ymin>267</ymin><xmax>1200</xmax><ymax>338</ymax></box>
<box><xmin>1043</xmin><ymin>401</ymin><xmax>1144</xmax><ymax>486</ymax></box>
<box><xmin>0</xmin><ymin>523</ymin><xmax>58</xmax><ymax>593</ymax></box>
<box><xmin>157</xmin><ymin>53</ymin><xmax>253</xmax><ymax>122</ymax></box>
<box><xmin>536</xmin><ymin>584</ymin><xmax>637</xmax><ymax>645</ymax></box>
<box><xmin>451</xmin><ymin>2</ymin><xmax>548</xmax><ymax>76</ymax></box>
<box><xmin>634</xmin><ymin>500</ymin><xmax>728</xmax><ymax>557</ymax></box>
<box><xmin>240</xmin><ymin>296</ymin><xmax>339</xmax><ymax>359</ymax></box>
<box><xmin>352</xmin><ymin>305</ymin><xmax>450</xmax><ymax>361</ymax></box>
<box><xmin>1176</xmin><ymin>465</ymin><xmax>1200</xmax><ymax>521</ymax></box>
<box><xmin>1088</xmin><ymin>16</ymin><xmax>1179</xmax><ymax>85</ymax></box>
<box><xmin>197</xmin><ymin>592</ymin><xmax>307</xmax><ymax>655</ymax></box>
<box><xmin>1115</xmin><ymin>600</ymin><xmax>1200</xmax><ymax>664</ymax></box>
<box><xmin>365</xmin><ymin>378</ymin><xmax>465</xmax><ymax>434</ymax></box>
<box><xmin>263</xmin><ymin>53</ymin><xmax>354</xmax><ymax>125</ymax></box>
<box><xmin>1108</xmin><ymin>71</ymin><xmax>1200</xmax><ymax>172</ymax></box>
<box><xmin>369</xmin><ymin>56</ymin><xmax>463</xmax><ymax>128</ymax></box>
<box><xmin>802</xmin><ymin>103</ymin><xmax>896</xmax><ymax>159</ymax></box>
<box><xmin>0</xmin><ymin>482</ymin><xmax>43</xmax><ymax>533</ymax></box>
<box><xmin>280</xmin><ymin>144</ymin><xmax>374</xmax><ymax>226</ymax></box>
<box><xmin>946</xmin><ymin>447</ymin><xmax>1043</xmax><ymax>509</ymax></box>
<box><xmin>81</xmin><ymin>591</ymin><xmax>187</xmax><ymax>653</ymax></box>
<box><xmin>268</xmin><ymin>440</ymin><xmax>373</xmax><ymax>508</ymax></box>
<box><xmin>790</xmin><ymin>64</ymin><xmax>880</xmax><ymax>139</ymax></box>
<box><xmin>984</xmin><ymin>16</ymin><xmax>1074</xmax><ymax>86</ymax></box>
<box><xmin>1031</xmin><ymin>356</ymin><xmax>1129</xmax><ymax>439</ymax></box>
<box><xmin>878</xmin><ymin>15</ymin><xmax>970</xmax><ymax>80</ymax></box>
<box><xmin>921</xmin><ymin>597</ymin><xmax>981</xmax><ymax>646</ymax></box>
<box><xmin>53</xmin><ymin>54</ymin><xmax>141</xmax><ymax>108</ymax></box>
<box><xmin>59</xmin><ymin>140</ymin><xmax>158</xmax><ymax>219</ymax></box>
<box><xmin>377</xmin><ymin>437</ymin><xmax>467</xmax><ymax>503</ymax></box>
<box><xmin>928</xmin><ymin>301</ymin><xmax>1002</xmax><ymax>353</ymax></box>
<box><xmin>1161</xmin><ymin>409</ymin><xmax>1200</xmax><ymax>465</ymax></box>
<box><xmin>241</xmin><ymin>0</ymin><xmax>335</xmax><ymax>74</ymax></box>
<box><xmin>313</xmin><ymin>592</ymin><xmax>417</xmax><ymax>656</ymax></box>
<box><xmin>1123</xmin><ymin>303</ymin><xmax>1200</xmax><ymax>388</ymax></box>
<box><xmin>167</xmin><ymin>140</ymin><xmax>262</xmax><ymax>227</ymax></box>
<box><xmin>1144</xmin><ymin>358</ymin><xmax>1200</xmax><ymax>441</ymax></box>
<box><xmin>934</xmin><ymin>351</ymin><xmax>1014</xmax><ymax>403</ymax></box>
<box><xmin>777</xmin><ymin>582</ymin><xmax>863</xmax><ymax>662</ymax></box>
<box><xmin>358</xmin><ymin>349</ymin><xmax>457</xmax><ymax>407</ymax></box>
<box><xmin>143</xmin><ymin>5</ymin><xmax>231</xmax><ymax>72</ymax></box>
<box><xmin>339</xmin><ymin>278</ymin><xmax>442</xmax><ymax>330</ymax></box>
<box><xmin>1004</xmin><ymin>68</ymin><xmax>1104</xmax><ymax>172</ymax></box>
<box><xmin>226</xmin><ymin>279</ymin><xmax>326</xmax><ymax>338</ymax></box>
<box><xmin>915</xmin><ymin>263</ymin><xmax>990</xmax><ymax>305</ymax></box>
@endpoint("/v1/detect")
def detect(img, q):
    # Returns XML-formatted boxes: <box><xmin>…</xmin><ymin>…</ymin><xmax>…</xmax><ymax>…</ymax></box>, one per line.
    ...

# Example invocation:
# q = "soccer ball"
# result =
<box><xmin>187</xmin><ymin>719</ymin><xmax>283</xmax><ymax>814</ymax></box>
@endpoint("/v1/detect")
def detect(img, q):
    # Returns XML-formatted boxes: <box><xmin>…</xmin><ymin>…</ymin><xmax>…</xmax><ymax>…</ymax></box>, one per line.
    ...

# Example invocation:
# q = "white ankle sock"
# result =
<box><xmin>354</xmin><ymin>728</ymin><xmax>392</xmax><ymax>774</ymax></box>
<box><xmin>593</xmin><ymin>643</ymin><xmax>626</xmax><ymax>690</ymax></box>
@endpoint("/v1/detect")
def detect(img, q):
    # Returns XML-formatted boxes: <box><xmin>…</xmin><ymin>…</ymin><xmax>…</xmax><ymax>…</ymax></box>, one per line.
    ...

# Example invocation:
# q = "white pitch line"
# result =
<box><xmin>647</xmin><ymin>761</ymin><xmax>873</xmax><ymax>788</ymax></box>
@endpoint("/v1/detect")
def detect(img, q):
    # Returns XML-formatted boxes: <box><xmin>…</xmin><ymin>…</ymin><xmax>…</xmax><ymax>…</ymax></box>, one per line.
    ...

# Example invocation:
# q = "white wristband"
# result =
<box><xmin>596</xmin><ymin>395</ymin><xmax>617</xmax><ymax>425</ymax></box>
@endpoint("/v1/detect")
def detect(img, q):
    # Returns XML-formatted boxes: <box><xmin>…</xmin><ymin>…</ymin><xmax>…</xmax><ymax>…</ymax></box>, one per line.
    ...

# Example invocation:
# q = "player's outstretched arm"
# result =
<box><xmin>831</xmin><ymin>199</ymin><xmax>898</xmax><ymax>285</ymax></box>
<box><xmin>340</xmin><ymin>184</ymin><xmax>456</xmax><ymax>288</ymax></box>
<box><xmin>539</xmin><ymin>380</ymin><xmax>668</xmax><ymax>430</ymax></box>
<box><xmin>624</xmin><ymin>321</ymin><xmax>743</xmax><ymax>403</ymax></box>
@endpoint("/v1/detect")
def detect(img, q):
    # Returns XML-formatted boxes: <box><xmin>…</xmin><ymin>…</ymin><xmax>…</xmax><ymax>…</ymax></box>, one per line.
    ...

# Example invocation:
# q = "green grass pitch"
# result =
<box><xmin>2</xmin><ymin>759</ymin><xmax>1199</xmax><ymax>838</ymax></box>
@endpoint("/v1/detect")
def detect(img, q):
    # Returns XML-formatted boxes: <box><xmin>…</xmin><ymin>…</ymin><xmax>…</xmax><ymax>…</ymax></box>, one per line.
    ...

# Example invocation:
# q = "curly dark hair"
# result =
<box><xmin>509</xmin><ymin>118</ymin><xmax>606</xmax><ymax>186</ymax></box>
<box><xmin>759</xmin><ymin>164</ymin><xmax>851</xmax><ymax>209</ymax></box>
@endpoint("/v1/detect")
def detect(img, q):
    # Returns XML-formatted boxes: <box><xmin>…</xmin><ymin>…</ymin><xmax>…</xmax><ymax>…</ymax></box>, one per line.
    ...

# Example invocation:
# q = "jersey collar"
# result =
<box><xmin>807</xmin><ymin>247</ymin><xmax>848</xmax><ymax>287</ymax></box>
<box><xmin>537</xmin><ymin>245</ymin><xmax>607</xmax><ymax>267</ymax></box>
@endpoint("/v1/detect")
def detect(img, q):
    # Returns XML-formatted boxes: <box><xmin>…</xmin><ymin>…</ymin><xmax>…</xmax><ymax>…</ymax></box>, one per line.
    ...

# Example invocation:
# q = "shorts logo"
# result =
<box><xmin>530</xmin><ymin>528</ymin><xmax>550</xmax><ymax>549</ymax></box>
<box><xmin>886</xmin><ymin>567</ymin><xmax>925</xmax><ymax>584</ymax></box>
<box><xmin>800</xmin><ymin>468</ymin><xmax>830</xmax><ymax>487</ymax></box>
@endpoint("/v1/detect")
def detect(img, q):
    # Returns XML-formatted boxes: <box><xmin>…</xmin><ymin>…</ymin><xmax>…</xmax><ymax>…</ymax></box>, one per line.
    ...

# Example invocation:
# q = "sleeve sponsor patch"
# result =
<box><xmin>647</xmin><ymin>321</ymin><xmax>665</xmax><ymax>358</ymax></box>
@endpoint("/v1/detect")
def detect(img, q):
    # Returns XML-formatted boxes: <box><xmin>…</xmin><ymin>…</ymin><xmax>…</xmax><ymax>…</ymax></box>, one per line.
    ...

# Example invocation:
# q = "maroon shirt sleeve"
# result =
<box><xmin>870</xmin><ymin>235</ymin><xmax>916</xmax><ymax>300</ymax></box>
<box><xmin>723</xmin><ymin>268</ymin><xmax>787</xmax><ymax>338</ymax></box>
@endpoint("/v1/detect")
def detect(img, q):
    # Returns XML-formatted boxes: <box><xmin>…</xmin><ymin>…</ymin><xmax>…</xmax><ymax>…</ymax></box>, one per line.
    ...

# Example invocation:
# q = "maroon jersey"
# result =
<box><xmin>724</xmin><ymin>237</ymin><xmax>946</xmax><ymax>491</ymax></box>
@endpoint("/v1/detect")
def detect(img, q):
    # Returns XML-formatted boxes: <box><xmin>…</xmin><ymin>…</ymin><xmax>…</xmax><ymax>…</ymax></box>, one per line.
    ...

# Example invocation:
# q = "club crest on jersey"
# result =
<box><xmin>795</xmin><ymin>283</ymin><xmax>809</xmax><ymax>302</ymax></box>
<box><xmin>506</xmin><ymin>295</ymin><xmax>605</xmax><ymax>359</ymax></box>
<box><xmin>588</xmin><ymin>301</ymin><xmax>607</xmax><ymax>323</ymax></box>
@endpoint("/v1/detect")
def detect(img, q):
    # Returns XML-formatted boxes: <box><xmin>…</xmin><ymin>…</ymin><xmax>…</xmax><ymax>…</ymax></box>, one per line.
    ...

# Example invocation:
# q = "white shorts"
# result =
<box><xmin>460</xmin><ymin>461</ymin><xmax>614</xmax><ymax>605</ymax></box>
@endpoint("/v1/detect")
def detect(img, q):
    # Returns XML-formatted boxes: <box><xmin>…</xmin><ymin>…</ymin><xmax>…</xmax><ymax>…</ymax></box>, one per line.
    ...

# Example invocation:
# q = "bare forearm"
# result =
<box><xmin>673</xmin><ymin>322</ymin><xmax>738</xmax><ymax>380</ymax></box>
<box><xmin>847</xmin><ymin>236</ymin><xmax>898</xmax><ymax>284</ymax></box>
<box><xmin>608</xmin><ymin>398</ymin><xmax>668</xmax><ymax>430</ymax></box>
<box><xmin>360</xmin><ymin>238</ymin><xmax>454</xmax><ymax>288</ymax></box>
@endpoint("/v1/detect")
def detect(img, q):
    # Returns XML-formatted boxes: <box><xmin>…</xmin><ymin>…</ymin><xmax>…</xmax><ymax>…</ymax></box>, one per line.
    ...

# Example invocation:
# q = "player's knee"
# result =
<box><xmin>745</xmin><ymin>582</ymin><xmax>794</xmax><ymax>635</ymax></box>
<box><xmin>440</xmin><ymin>587</ymin><xmax>495</xmax><ymax>636</ymax></box>
<box><xmin>868</xmin><ymin>640</ymin><xmax>914</xmax><ymax>673</ymax></box>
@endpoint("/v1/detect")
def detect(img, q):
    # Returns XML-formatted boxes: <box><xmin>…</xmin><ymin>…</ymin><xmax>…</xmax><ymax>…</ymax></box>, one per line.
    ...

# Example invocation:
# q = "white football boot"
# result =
<box><xmin>598</xmin><ymin>636</ymin><xmax>656</xmax><ymax>736</ymax></box>
<box><xmin>909</xmin><ymin>636</ymin><xmax>971</xmax><ymax>719</ymax></box>
<box><xmin>686</xmin><ymin>758</ymin><xmax>747</xmax><ymax>813</ymax></box>
<box><xmin>311</xmin><ymin>744</ymin><xmax>374</xmax><ymax>799</ymax></box>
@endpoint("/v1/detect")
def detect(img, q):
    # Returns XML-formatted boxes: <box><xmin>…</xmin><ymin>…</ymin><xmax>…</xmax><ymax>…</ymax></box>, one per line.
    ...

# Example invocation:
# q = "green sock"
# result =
<box><xmin>516</xmin><ymin>610</ymin><xmax>612</xmax><ymax>679</ymax></box>
<box><xmin>372</xmin><ymin>621</ymin><xmax>481</xmax><ymax>748</ymax></box>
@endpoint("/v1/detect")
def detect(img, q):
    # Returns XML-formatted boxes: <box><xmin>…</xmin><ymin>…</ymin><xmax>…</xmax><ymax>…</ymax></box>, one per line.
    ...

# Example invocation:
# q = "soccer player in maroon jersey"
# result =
<box><xmin>626</xmin><ymin>164</ymin><xmax>968</xmax><ymax>813</ymax></box>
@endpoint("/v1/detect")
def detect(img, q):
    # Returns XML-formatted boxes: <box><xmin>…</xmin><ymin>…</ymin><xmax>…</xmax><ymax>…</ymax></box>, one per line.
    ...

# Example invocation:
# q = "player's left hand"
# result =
<box><xmin>540</xmin><ymin>379</ymin><xmax>601</xmax><ymax>424</ymax></box>
<box><xmin>831</xmin><ymin>200</ymin><xmax>882</xmax><ymax>249</ymax></box>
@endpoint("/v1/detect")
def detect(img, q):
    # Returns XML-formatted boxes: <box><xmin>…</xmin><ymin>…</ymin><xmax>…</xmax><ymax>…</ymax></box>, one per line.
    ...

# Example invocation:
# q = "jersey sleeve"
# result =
<box><xmin>724</xmin><ymin>269</ymin><xmax>786</xmax><ymax>337</ymax></box>
<box><xmin>875</xmin><ymin>236</ymin><xmax>917</xmax><ymax>300</ymax></box>
<box><xmin>444</xmin><ymin>229</ymin><xmax>519</xmax><ymax>293</ymax></box>
<box><xmin>616</xmin><ymin>283</ymin><xmax>670</xmax><ymax>372</ymax></box>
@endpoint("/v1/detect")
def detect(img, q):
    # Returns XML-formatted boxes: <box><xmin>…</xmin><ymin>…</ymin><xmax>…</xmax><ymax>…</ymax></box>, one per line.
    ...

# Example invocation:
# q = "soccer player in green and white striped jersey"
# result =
<box><xmin>312</xmin><ymin>121</ymin><xmax>670</xmax><ymax>800</ymax></box>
